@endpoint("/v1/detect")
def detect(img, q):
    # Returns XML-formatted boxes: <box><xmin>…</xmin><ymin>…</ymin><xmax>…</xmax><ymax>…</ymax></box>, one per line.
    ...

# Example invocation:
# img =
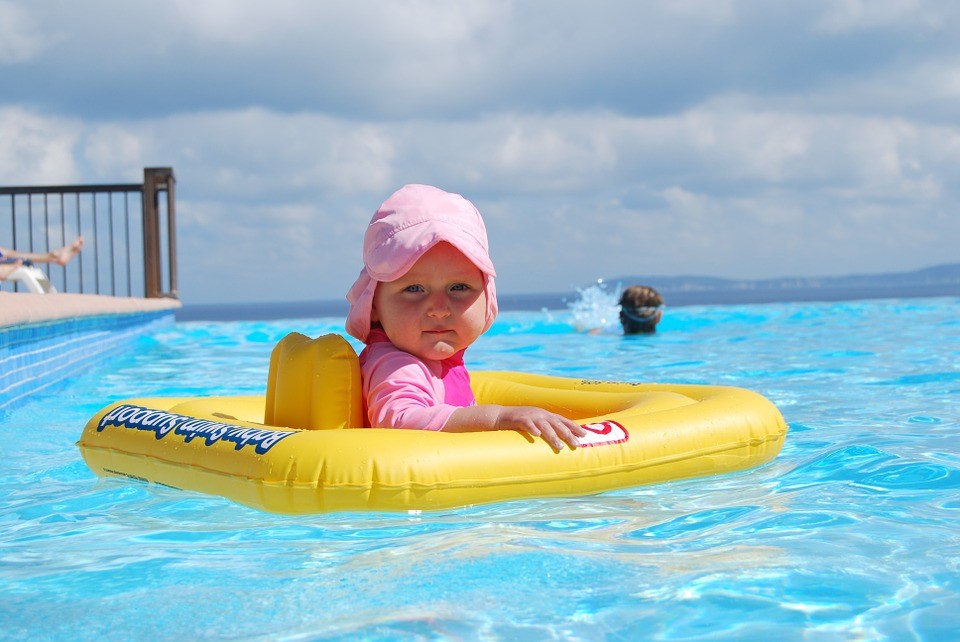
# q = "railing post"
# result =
<box><xmin>142</xmin><ymin>167</ymin><xmax>176</xmax><ymax>298</ymax></box>
<box><xmin>166</xmin><ymin>171</ymin><xmax>178</xmax><ymax>299</ymax></box>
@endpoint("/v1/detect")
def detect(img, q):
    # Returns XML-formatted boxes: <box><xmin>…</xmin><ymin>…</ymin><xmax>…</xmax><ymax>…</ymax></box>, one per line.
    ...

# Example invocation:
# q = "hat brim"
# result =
<box><xmin>364</xmin><ymin>221</ymin><xmax>496</xmax><ymax>283</ymax></box>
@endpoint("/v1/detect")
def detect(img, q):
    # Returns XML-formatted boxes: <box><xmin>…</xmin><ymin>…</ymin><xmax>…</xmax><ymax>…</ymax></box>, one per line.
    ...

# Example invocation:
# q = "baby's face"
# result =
<box><xmin>372</xmin><ymin>242</ymin><xmax>487</xmax><ymax>361</ymax></box>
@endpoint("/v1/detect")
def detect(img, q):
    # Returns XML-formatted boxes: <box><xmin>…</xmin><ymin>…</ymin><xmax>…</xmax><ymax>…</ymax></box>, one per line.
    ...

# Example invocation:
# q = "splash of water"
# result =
<box><xmin>567</xmin><ymin>279</ymin><xmax>622</xmax><ymax>334</ymax></box>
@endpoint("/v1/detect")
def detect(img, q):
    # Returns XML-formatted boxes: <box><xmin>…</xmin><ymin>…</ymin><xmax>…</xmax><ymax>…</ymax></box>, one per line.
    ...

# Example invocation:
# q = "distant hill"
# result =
<box><xmin>496</xmin><ymin>263</ymin><xmax>960</xmax><ymax>311</ymax></box>
<box><xmin>602</xmin><ymin>263</ymin><xmax>960</xmax><ymax>306</ymax></box>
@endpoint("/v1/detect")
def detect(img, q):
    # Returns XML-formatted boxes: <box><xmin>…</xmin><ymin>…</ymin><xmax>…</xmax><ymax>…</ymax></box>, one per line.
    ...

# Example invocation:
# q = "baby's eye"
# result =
<box><xmin>449</xmin><ymin>283</ymin><xmax>471</xmax><ymax>292</ymax></box>
<box><xmin>403</xmin><ymin>284</ymin><xmax>425</xmax><ymax>293</ymax></box>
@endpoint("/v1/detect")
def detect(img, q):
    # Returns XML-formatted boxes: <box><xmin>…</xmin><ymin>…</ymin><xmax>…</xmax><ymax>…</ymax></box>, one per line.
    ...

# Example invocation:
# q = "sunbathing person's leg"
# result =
<box><xmin>51</xmin><ymin>237</ymin><xmax>84</xmax><ymax>266</ymax></box>
<box><xmin>0</xmin><ymin>258</ymin><xmax>24</xmax><ymax>281</ymax></box>
<box><xmin>0</xmin><ymin>237</ymin><xmax>83</xmax><ymax>266</ymax></box>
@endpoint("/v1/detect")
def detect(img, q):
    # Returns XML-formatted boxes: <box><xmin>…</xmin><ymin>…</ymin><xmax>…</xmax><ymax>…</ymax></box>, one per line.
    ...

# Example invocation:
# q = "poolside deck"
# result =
<box><xmin>0</xmin><ymin>292</ymin><xmax>180</xmax><ymax>328</ymax></box>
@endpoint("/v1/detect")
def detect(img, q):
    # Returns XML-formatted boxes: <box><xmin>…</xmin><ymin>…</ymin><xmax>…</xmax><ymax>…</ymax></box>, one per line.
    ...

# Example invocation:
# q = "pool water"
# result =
<box><xmin>1</xmin><ymin>294</ymin><xmax>958</xmax><ymax>641</ymax></box>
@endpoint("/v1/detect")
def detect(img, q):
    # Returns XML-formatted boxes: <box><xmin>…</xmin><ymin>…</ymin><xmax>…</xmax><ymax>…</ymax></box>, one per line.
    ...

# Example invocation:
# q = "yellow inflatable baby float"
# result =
<box><xmin>78</xmin><ymin>332</ymin><xmax>788</xmax><ymax>513</ymax></box>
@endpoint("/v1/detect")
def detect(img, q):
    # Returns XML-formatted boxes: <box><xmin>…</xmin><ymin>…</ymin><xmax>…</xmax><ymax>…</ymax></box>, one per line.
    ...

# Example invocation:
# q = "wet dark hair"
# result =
<box><xmin>618</xmin><ymin>285</ymin><xmax>663</xmax><ymax>335</ymax></box>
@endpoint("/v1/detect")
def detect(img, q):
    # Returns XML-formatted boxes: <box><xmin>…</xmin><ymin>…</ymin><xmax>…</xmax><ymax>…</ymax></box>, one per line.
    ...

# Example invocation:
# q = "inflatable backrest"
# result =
<box><xmin>264</xmin><ymin>332</ymin><xmax>363</xmax><ymax>430</ymax></box>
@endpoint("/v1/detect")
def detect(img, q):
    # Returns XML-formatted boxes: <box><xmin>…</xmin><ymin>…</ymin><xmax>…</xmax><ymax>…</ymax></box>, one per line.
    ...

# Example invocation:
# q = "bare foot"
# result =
<box><xmin>0</xmin><ymin>259</ymin><xmax>24</xmax><ymax>280</ymax></box>
<box><xmin>52</xmin><ymin>236</ymin><xmax>83</xmax><ymax>266</ymax></box>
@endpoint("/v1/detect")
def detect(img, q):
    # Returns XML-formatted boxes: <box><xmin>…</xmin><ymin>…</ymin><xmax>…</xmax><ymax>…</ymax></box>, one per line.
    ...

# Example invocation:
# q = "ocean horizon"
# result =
<box><xmin>175</xmin><ymin>281</ymin><xmax>959</xmax><ymax>322</ymax></box>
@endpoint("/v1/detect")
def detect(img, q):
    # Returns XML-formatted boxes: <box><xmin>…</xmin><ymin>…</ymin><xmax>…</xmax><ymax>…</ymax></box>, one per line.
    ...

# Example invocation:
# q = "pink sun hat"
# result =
<box><xmin>345</xmin><ymin>184</ymin><xmax>499</xmax><ymax>343</ymax></box>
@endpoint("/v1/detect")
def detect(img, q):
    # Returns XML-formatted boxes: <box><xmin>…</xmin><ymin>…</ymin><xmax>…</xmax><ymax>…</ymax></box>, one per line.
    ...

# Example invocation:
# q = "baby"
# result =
<box><xmin>346</xmin><ymin>184</ymin><xmax>585</xmax><ymax>450</ymax></box>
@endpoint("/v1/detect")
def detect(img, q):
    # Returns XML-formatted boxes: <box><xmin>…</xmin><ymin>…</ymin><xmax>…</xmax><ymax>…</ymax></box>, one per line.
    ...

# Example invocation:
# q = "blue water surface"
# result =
<box><xmin>1</xmin><ymin>294</ymin><xmax>959</xmax><ymax>641</ymax></box>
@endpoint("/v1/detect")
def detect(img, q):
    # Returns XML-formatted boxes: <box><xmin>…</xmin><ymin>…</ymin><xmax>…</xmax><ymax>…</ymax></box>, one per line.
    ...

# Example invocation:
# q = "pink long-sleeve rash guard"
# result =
<box><xmin>359</xmin><ymin>328</ymin><xmax>477</xmax><ymax>430</ymax></box>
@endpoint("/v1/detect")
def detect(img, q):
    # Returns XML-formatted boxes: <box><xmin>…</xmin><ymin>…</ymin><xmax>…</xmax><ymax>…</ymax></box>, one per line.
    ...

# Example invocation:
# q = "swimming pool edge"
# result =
<box><xmin>0</xmin><ymin>293</ymin><xmax>181</xmax><ymax>413</ymax></box>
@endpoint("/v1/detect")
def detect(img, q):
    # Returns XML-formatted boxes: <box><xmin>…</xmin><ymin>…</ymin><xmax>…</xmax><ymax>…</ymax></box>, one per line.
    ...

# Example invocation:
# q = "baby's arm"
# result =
<box><xmin>362</xmin><ymin>344</ymin><xmax>585</xmax><ymax>449</ymax></box>
<box><xmin>443</xmin><ymin>405</ymin><xmax>587</xmax><ymax>451</ymax></box>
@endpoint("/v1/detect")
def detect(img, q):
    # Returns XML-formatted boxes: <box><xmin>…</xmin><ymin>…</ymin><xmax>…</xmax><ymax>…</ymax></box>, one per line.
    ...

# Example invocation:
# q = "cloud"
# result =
<box><xmin>814</xmin><ymin>0</ymin><xmax>946</xmax><ymax>33</ymax></box>
<box><xmin>0</xmin><ymin>0</ymin><xmax>50</xmax><ymax>63</ymax></box>
<box><xmin>2</xmin><ymin>0</ymin><xmax>959</xmax><ymax>303</ymax></box>
<box><xmin>0</xmin><ymin>107</ymin><xmax>80</xmax><ymax>183</ymax></box>
<box><xmin>6</xmin><ymin>0</ymin><xmax>952</xmax><ymax>120</ymax></box>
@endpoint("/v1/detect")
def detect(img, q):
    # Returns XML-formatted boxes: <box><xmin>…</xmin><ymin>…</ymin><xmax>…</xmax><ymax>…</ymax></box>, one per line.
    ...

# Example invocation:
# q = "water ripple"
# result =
<box><xmin>4</xmin><ymin>298</ymin><xmax>960</xmax><ymax>640</ymax></box>
<box><xmin>857</xmin><ymin>462</ymin><xmax>960</xmax><ymax>492</ymax></box>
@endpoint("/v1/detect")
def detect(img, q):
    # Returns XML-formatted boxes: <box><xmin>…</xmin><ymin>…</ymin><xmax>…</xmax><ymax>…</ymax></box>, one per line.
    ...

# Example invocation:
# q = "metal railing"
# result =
<box><xmin>1</xmin><ymin>167</ymin><xmax>177</xmax><ymax>299</ymax></box>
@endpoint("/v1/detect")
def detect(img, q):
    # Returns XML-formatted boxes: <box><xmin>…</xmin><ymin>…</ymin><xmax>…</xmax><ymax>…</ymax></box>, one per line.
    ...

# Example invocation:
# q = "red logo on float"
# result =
<box><xmin>578</xmin><ymin>420</ymin><xmax>629</xmax><ymax>447</ymax></box>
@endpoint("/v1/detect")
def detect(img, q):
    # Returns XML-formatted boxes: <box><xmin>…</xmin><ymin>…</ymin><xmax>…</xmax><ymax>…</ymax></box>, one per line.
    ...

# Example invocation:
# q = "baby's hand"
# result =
<box><xmin>495</xmin><ymin>406</ymin><xmax>587</xmax><ymax>451</ymax></box>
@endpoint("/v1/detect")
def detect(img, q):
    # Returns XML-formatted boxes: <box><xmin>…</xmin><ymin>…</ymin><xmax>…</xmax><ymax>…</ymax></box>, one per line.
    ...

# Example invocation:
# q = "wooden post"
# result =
<box><xmin>141</xmin><ymin>167</ymin><xmax>176</xmax><ymax>298</ymax></box>
<box><xmin>164</xmin><ymin>170</ymin><xmax>178</xmax><ymax>299</ymax></box>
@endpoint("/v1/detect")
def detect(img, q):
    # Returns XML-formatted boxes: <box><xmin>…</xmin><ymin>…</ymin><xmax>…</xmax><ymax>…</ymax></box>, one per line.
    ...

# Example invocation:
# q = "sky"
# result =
<box><xmin>1</xmin><ymin>0</ymin><xmax>958</xmax><ymax>305</ymax></box>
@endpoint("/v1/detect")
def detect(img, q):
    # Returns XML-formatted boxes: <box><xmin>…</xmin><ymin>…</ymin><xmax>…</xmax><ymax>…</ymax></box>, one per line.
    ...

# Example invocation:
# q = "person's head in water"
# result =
<box><xmin>619</xmin><ymin>285</ymin><xmax>663</xmax><ymax>335</ymax></box>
